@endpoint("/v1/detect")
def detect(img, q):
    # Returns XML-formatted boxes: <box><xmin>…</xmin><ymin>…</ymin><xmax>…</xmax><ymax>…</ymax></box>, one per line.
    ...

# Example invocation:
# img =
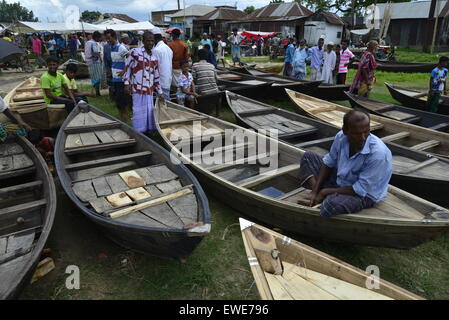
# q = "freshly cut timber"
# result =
<box><xmin>217</xmin><ymin>70</ymin><xmax>321</xmax><ymax>100</ymax></box>
<box><xmin>240</xmin><ymin>218</ymin><xmax>423</xmax><ymax>300</ymax></box>
<box><xmin>3</xmin><ymin>77</ymin><xmax>67</xmax><ymax>130</ymax></box>
<box><xmin>231</xmin><ymin>66</ymin><xmax>349</xmax><ymax>101</ymax></box>
<box><xmin>350</xmin><ymin>61</ymin><xmax>436</xmax><ymax>73</ymax></box>
<box><xmin>54</xmin><ymin>102</ymin><xmax>211</xmax><ymax>259</ymax></box>
<box><xmin>59</xmin><ymin>59</ymin><xmax>89</xmax><ymax>79</ymax></box>
<box><xmin>0</xmin><ymin>136</ymin><xmax>56</xmax><ymax>299</ymax></box>
<box><xmin>155</xmin><ymin>99</ymin><xmax>449</xmax><ymax>249</ymax></box>
<box><xmin>227</xmin><ymin>90</ymin><xmax>449</xmax><ymax>206</ymax></box>
<box><xmin>345</xmin><ymin>91</ymin><xmax>449</xmax><ymax>133</ymax></box>
<box><xmin>385</xmin><ymin>82</ymin><xmax>449</xmax><ymax>115</ymax></box>
<box><xmin>286</xmin><ymin>88</ymin><xmax>449</xmax><ymax>160</ymax></box>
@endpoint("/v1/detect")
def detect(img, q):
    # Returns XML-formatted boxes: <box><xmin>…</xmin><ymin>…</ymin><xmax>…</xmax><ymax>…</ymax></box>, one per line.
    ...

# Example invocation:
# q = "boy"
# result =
<box><xmin>337</xmin><ymin>39</ymin><xmax>355</xmax><ymax>85</ymax></box>
<box><xmin>177</xmin><ymin>59</ymin><xmax>199</xmax><ymax>109</ymax></box>
<box><xmin>41</xmin><ymin>56</ymin><xmax>77</xmax><ymax>113</ymax></box>
<box><xmin>63</xmin><ymin>63</ymin><xmax>96</xmax><ymax>103</ymax></box>
<box><xmin>427</xmin><ymin>56</ymin><xmax>449</xmax><ymax>113</ymax></box>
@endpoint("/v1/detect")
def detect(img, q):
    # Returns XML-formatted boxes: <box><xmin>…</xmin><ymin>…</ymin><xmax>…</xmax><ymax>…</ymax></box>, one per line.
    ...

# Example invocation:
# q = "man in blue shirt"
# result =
<box><xmin>292</xmin><ymin>39</ymin><xmax>310</xmax><ymax>80</ymax></box>
<box><xmin>309</xmin><ymin>37</ymin><xmax>324</xmax><ymax>81</ymax></box>
<box><xmin>283</xmin><ymin>38</ymin><xmax>295</xmax><ymax>77</ymax></box>
<box><xmin>298</xmin><ymin>110</ymin><xmax>392</xmax><ymax>218</ymax></box>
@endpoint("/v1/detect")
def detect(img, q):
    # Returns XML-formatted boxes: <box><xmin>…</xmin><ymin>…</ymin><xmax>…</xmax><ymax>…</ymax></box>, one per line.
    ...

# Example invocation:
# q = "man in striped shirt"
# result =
<box><xmin>337</xmin><ymin>39</ymin><xmax>355</xmax><ymax>85</ymax></box>
<box><xmin>192</xmin><ymin>49</ymin><xmax>219</xmax><ymax>96</ymax></box>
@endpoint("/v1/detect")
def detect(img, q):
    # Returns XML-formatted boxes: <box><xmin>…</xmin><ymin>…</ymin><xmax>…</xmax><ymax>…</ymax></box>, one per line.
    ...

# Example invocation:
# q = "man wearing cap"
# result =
<box><xmin>152</xmin><ymin>27</ymin><xmax>173</xmax><ymax>101</ymax></box>
<box><xmin>321</xmin><ymin>42</ymin><xmax>336</xmax><ymax>84</ymax></box>
<box><xmin>121</xmin><ymin>33</ymin><xmax>130</xmax><ymax>50</ymax></box>
<box><xmin>310</xmin><ymin>37</ymin><xmax>324</xmax><ymax>81</ymax></box>
<box><xmin>168</xmin><ymin>28</ymin><xmax>189</xmax><ymax>89</ymax></box>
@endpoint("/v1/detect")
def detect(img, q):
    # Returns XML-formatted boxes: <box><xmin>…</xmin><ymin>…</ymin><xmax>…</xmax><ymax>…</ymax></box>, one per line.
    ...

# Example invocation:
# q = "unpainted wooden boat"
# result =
<box><xmin>345</xmin><ymin>91</ymin><xmax>449</xmax><ymax>133</ymax></box>
<box><xmin>3</xmin><ymin>77</ymin><xmax>67</xmax><ymax>130</ymax></box>
<box><xmin>385</xmin><ymin>82</ymin><xmax>449</xmax><ymax>115</ymax></box>
<box><xmin>59</xmin><ymin>59</ymin><xmax>89</xmax><ymax>79</ymax></box>
<box><xmin>216</xmin><ymin>71</ymin><xmax>274</xmax><ymax>101</ymax></box>
<box><xmin>155</xmin><ymin>99</ymin><xmax>449</xmax><ymax>249</ymax></box>
<box><xmin>0</xmin><ymin>136</ymin><xmax>56</xmax><ymax>299</ymax></box>
<box><xmin>227</xmin><ymin>90</ymin><xmax>449</xmax><ymax>206</ymax></box>
<box><xmin>350</xmin><ymin>61</ymin><xmax>436</xmax><ymax>73</ymax></box>
<box><xmin>54</xmin><ymin>102</ymin><xmax>211</xmax><ymax>260</ymax></box>
<box><xmin>239</xmin><ymin>218</ymin><xmax>423</xmax><ymax>300</ymax></box>
<box><xmin>286</xmin><ymin>89</ymin><xmax>449</xmax><ymax>160</ymax></box>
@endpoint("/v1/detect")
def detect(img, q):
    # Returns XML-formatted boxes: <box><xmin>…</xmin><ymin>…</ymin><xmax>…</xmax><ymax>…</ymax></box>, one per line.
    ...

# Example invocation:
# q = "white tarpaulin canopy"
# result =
<box><xmin>350</xmin><ymin>29</ymin><xmax>371</xmax><ymax>36</ymax></box>
<box><xmin>94</xmin><ymin>21</ymin><xmax>155</xmax><ymax>31</ymax></box>
<box><xmin>13</xmin><ymin>21</ymin><xmax>103</xmax><ymax>33</ymax></box>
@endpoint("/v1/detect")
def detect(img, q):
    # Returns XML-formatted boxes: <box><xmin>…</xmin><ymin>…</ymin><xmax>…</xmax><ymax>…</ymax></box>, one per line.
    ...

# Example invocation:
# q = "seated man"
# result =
<box><xmin>63</xmin><ymin>63</ymin><xmax>95</xmax><ymax>103</ymax></box>
<box><xmin>0</xmin><ymin>95</ymin><xmax>31</xmax><ymax>142</ymax></box>
<box><xmin>298</xmin><ymin>110</ymin><xmax>392</xmax><ymax>218</ymax></box>
<box><xmin>41</xmin><ymin>56</ymin><xmax>77</xmax><ymax>113</ymax></box>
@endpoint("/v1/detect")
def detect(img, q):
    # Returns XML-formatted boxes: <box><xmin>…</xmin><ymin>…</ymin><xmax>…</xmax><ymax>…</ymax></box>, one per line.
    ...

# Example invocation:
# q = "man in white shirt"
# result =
<box><xmin>151</xmin><ymin>27</ymin><xmax>173</xmax><ymax>101</ymax></box>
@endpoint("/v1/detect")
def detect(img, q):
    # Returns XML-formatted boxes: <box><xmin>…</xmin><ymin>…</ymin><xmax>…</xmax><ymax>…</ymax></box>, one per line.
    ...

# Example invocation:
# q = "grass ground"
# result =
<box><xmin>19</xmin><ymin>51</ymin><xmax>449</xmax><ymax>300</ymax></box>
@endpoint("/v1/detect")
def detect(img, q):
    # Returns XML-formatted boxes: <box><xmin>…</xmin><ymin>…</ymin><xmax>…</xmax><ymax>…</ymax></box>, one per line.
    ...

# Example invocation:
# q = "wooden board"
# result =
<box><xmin>119</xmin><ymin>170</ymin><xmax>145</xmax><ymax>188</ymax></box>
<box><xmin>126</xmin><ymin>187</ymin><xmax>152</xmax><ymax>201</ymax></box>
<box><xmin>94</xmin><ymin>130</ymin><xmax>115</xmax><ymax>144</ymax></box>
<box><xmin>147</xmin><ymin>165</ymin><xmax>178</xmax><ymax>184</ymax></box>
<box><xmin>106</xmin><ymin>129</ymin><xmax>130</xmax><ymax>142</ymax></box>
<box><xmin>91</xmin><ymin>177</ymin><xmax>113</xmax><ymax>197</ymax></box>
<box><xmin>167</xmin><ymin>193</ymin><xmax>198</xmax><ymax>224</ymax></box>
<box><xmin>79</xmin><ymin>132</ymin><xmax>100</xmax><ymax>146</ymax></box>
<box><xmin>72</xmin><ymin>180</ymin><xmax>96</xmax><ymax>202</ymax></box>
<box><xmin>67</xmin><ymin>113</ymin><xmax>86</xmax><ymax>127</ymax></box>
<box><xmin>140</xmin><ymin>203</ymin><xmax>184</xmax><ymax>229</ymax></box>
<box><xmin>116</xmin><ymin>211</ymin><xmax>168</xmax><ymax>229</ymax></box>
<box><xmin>106</xmin><ymin>192</ymin><xmax>133</xmax><ymax>207</ymax></box>
<box><xmin>65</xmin><ymin>134</ymin><xmax>83</xmax><ymax>149</ymax></box>
<box><xmin>156</xmin><ymin>180</ymin><xmax>183</xmax><ymax>194</ymax></box>
<box><xmin>12</xmin><ymin>154</ymin><xmax>33</xmax><ymax>170</ymax></box>
<box><xmin>105</xmin><ymin>175</ymin><xmax>130</xmax><ymax>193</ymax></box>
<box><xmin>89</xmin><ymin>197</ymin><xmax>114</xmax><ymax>214</ymax></box>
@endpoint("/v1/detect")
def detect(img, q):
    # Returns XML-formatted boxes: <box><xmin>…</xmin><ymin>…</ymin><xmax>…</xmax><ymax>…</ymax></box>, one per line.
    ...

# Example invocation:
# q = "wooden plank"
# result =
<box><xmin>237</xmin><ymin>164</ymin><xmax>300</xmax><ymax>188</ymax></box>
<box><xmin>167</xmin><ymin>193</ymin><xmax>198</xmax><ymax>225</ymax></box>
<box><xmin>64</xmin><ymin>122</ymin><xmax>121</xmax><ymax>134</ymax></box>
<box><xmin>106</xmin><ymin>192</ymin><xmax>133</xmax><ymax>207</ymax></box>
<box><xmin>134</xmin><ymin>168</ymin><xmax>154</xmax><ymax>185</ymax></box>
<box><xmin>6</xmin><ymin>144</ymin><xmax>24</xmax><ymax>155</ymax></box>
<box><xmin>105</xmin><ymin>175</ymin><xmax>129</xmax><ymax>193</ymax></box>
<box><xmin>109</xmin><ymin>188</ymin><xmax>193</xmax><ymax>219</ymax></box>
<box><xmin>65</xmin><ymin>151</ymin><xmax>152</xmax><ymax>171</ymax></box>
<box><xmin>67</xmin><ymin>113</ymin><xmax>86</xmax><ymax>127</ymax></box>
<box><xmin>65</xmin><ymin>134</ymin><xmax>83</xmax><ymax>149</ymax></box>
<box><xmin>70</xmin><ymin>161</ymin><xmax>136</xmax><ymax>182</ymax></box>
<box><xmin>145</xmin><ymin>185</ymin><xmax>162</xmax><ymax>197</ymax></box>
<box><xmin>6</xmin><ymin>232</ymin><xmax>35</xmax><ymax>253</ymax></box>
<box><xmin>295</xmin><ymin>137</ymin><xmax>334</xmax><ymax>148</ymax></box>
<box><xmin>156</xmin><ymin>180</ymin><xmax>183</xmax><ymax>194</ymax></box>
<box><xmin>0</xmin><ymin>199</ymin><xmax>47</xmax><ymax>218</ymax></box>
<box><xmin>273</xmin><ymin>272</ymin><xmax>338</xmax><ymax>300</ymax></box>
<box><xmin>277</xmin><ymin>187</ymin><xmax>306</xmax><ymax>200</ymax></box>
<box><xmin>428</xmin><ymin>122</ymin><xmax>449</xmax><ymax>131</ymax></box>
<box><xmin>119</xmin><ymin>170</ymin><xmax>145</xmax><ymax>188</ymax></box>
<box><xmin>106</xmin><ymin>129</ymin><xmax>130</xmax><ymax>142</ymax></box>
<box><xmin>84</xmin><ymin>113</ymin><xmax>99</xmax><ymax>126</ymax></box>
<box><xmin>396</xmin><ymin>157</ymin><xmax>439</xmax><ymax>175</ymax></box>
<box><xmin>64</xmin><ymin>140</ymin><xmax>136</xmax><ymax>155</ymax></box>
<box><xmin>72</xmin><ymin>180</ymin><xmax>97</xmax><ymax>202</ymax></box>
<box><xmin>87</xmin><ymin>112</ymin><xmax>116</xmax><ymax>124</ymax></box>
<box><xmin>208</xmin><ymin>152</ymin><xmax>276</xmax><ymax>172</ymax></box>
<box><xmin>0</xmin><ymin>181</ymin><xmax>42</xmax><ymax>197</ymax></box>
<box><xmin>159</xmin><ymin>116</ymin><xmax>208</xmax><ymax>126</ymax></box>
<box><xmin>0</xmin><ymin>156</ymin><xmax>13</xmax><ymax>172</ymax></box>
<box><xmin>410</xmin><ymin>140</ymin><xmax>440</xmax><ymax>151</ymax></box>
<box><xmin>89</xmin><ymin>197</ymin><xmax>114</xmax><ymax>214</ymax></box>
<box><xmin>140</xmin><ymin>203</ymin><xmax>184</xmax><ymax>229</ymax></box>
<box><xmin>0</xmin><ymin>237</ymin><xmax>6</xmax><ymax>254</ymax></box>
<box><xmin>115</xmin><ymin>211</ymin><xmax>170</xmax><ymax>229</ymax></box>
<box><xmin>12</xmin><ymin>154</ymin><xmax>33</xmax><ymax>170</ymax></box>
<box><xmin>0</xmin><ymin>167</ymin><xmax>35</xmax><ymax>180</ymax></box>
<box><xmin>381</xmin><ymin>131</ymin><xmax>410</xmax><ymax>142</ymax></box>
<box><xmin>246</xmin><ymin>225</ymin><xmax>282</xmax><ymax>275</ymax></box>
<box><xmin>264</xmin><ymin>272</ymin><xmax>295</xmax><ymax>300</ymax></box>
<box><xmin>146</xmin><ymin>165</ymin><xmax>178</xmax><ymax>183</ymax></box>
<box><xmin>126</xmin><ymin>188</ymin><xmax>152</xmax><ymax>201</ymax></box>
<box><xmin>91</xmin><ymin>177</ymin><xmax>112</xmax><ymax>197</ymax></box>
<box><xmin>94</xmin><ymin>130</ymin><xmax>115</xmax><ymax>144</ymax></box>
<box><xmin>79</xmin><ymin>132</ymin><xmax>100</xmax><ymax>146</ymax></box>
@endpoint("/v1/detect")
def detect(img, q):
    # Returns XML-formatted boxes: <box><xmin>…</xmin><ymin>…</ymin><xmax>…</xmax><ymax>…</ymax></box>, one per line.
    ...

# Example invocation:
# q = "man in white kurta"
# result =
<box><xmin>151</xmin><ymin>27</ymin><xmax>173</xmax><ymax>101</ymax></box>
<box><xmin>321</xmin><ymin>42</ymin><xmax>336</xmax><ymax>85</ymax></box>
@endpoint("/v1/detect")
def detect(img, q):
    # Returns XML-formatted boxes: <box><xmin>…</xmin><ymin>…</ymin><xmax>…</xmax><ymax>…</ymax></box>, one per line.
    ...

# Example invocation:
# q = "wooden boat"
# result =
<box><xmin>217</xmin><ymin>70</ymin><xmax>320</xmax><ymax>101</ymax></box>
<box><xmin>240</xmin><ymin>218</ymin><xmax>423</xmax><ymax>300</ymax></box>
<box><xmin>227</xmin><ymin>90</ymin><xmax>449</xmax><ymax>206</ymax></box>
<box><xmin>3</xmin><ymin>77</ymin><xmax>67</xmax><ymax>130</ymax></box>
<box><xmin>59</xmin><ymin>59</ymin><xmax>89</xmax><ymax>79</ymax></box>
<box><xmin>0</xmin><ymin>136</ymin><xmax>56</xmax><ymax>299</ymax></box>
<box><xmin>385</xmin><ymin>82</ymin><xmax>449</xmax><ymax>115</ymax></box>
<box><xmin>155</xmin><ymin>99</ymin><xmax>449</xmax><ymax>249</ymax></box>
<box><xmin>350</xmin><ymin>61</ymin><xmax>436</xmax><ymax>73</ymax></box>
<box><xmin>286</xmin><ymin>89</ymin><xmax>449</xmax><ymax>160</ymax></box>
<box><xmin>233</xmin><ymin>66</ymin><xmax>349</xmax><ymax>101</ymax></box>
<box><xmin>346</xmin><ymin>91</ymin><xmax>449</xmax><ymax>133</ymax></box>
<box><xmin>54</xmin><ymin>102</ymin><xmax>211</xmax><ymax>259</ymax></box>
<box><xmin>216</xmin><ymin>71</ymin><xmax>274</xmax><ymax>101</ymax></box>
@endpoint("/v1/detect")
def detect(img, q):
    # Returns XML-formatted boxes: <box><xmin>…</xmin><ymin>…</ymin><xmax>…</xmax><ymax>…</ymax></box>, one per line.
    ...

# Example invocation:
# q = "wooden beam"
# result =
<box><xmin>0</xmin><ymin>180</ymin><xmax>42</xmax><ymax>196</ymax></box>
<box><xmin>237</xmin><ymin>164</ymin><xmax>301</xmax><ymax>188</ymax></box>
<box><xmin>428</xmin><ymin>122</ymin><xmax>449</xmax><ymax>131</ymax></box>
<box><xmin>65</xmin><ymin>140</ymin><xmax>136</xmax><ymax>155</ymax></box>
<box><xmin>0</xmin><ymin>199</ymin><xmax>47</xmax><ymax>218</ymax></box>
<box><xmin>397</xmin><ymin>157</ymin><xmax>439</xmax><ymax>175</ymax></box>
<box><xmin>208</xmin><ymin>152</ymin><xmax>276</xmax><ymax>172</ymax></box>
<box><xmin>277</xmin><ymin>187</ymin><xmax>306</xmax><ymax>200</ymax></box>
<box><xmin>0</xmin><ymin>167</ymin><xmax>35</xmax><ymax>180</ymax></box>
<box><xmin>159</xmin><ymin>116</ymin><xmax>209</xmax><ymax>126</ymax></box>
<box><xmin>109</xmin><ymin>188</ymin><xmax>193</xmax><ymax>219</ymax></box>
<box><xmin>381</xmin><ymin>131</ymin><xmax>410</xmax><ymax>142</ymax></box>
<box><xmin>238</xmin><ymin>108</ymin><xmax>276</xmax><ymax>117</ymax></box>
<box><xmin>64</xmin><ymin>122</ymin><xmax>121</xmax><ymax>134</ymax></box>
<box><xmin>295</xmin><ymin>136</ymin><xmax>334</xmax><ymax>148</ymax></box>
<box><xmin>410</xmin><ymin>140</ymin><xmax>440</xmax><ymax>151</ymax></box>
<box><xmin>65</xmin><ymin>151</ymin><xmax>152</xmax><ymax>171</ymax></box>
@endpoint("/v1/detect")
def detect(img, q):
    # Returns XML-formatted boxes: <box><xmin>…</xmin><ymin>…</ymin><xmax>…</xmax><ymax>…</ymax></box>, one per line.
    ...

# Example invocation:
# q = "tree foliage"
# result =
<box><xmin>244</xmin><ymin>6</ymin><xmax>256</xmax><ymax>14</ymax></box>
<box><xmin>270</xmin><ymin>0</ymin><xmax>285</xmax><ymax>3</ymax></box>
<box><xmin>297</xmin><ymin>0</ymin><xmax>411</xmax><ymax>14</ymax></box>
<box><xmin>0</xmin><ymin>0</ymin><xmax>38</xmax><ymax>22</ymax></box>
<box><xmin>80</xmin><ymin>10</ymin><xmax>102</xmax><ymax>23</ymax></box>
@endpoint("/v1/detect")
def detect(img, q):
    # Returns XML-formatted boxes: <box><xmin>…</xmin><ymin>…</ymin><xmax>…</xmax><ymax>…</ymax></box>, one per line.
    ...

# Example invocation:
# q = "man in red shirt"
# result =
<box><xmin>32</xmin><ymin>33</ymin><xmax>45</xmax><ymax>68</ymax></box>
<box><xmin>167</xmin><ymin>29</ymin><xmax>188</xmax><ymax>88</ymax></box>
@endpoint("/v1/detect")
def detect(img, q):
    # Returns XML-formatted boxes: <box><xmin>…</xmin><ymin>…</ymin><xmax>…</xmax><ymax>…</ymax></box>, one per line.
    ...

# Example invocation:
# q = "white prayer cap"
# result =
<box><xmin>137</xmin><ymin>31</ymin><xmax>144</xmax><ymax>35</ymax></box>
<box><xmin>121</xmin><ymin>33</ymin><xmax>129</xmax><ymax>38</ymax></box>
<box><xmin>151</xmin><ymin>27</ymin><xmax>162</xmax><ymax>35</ymax></box>
<box><xmin>328</xmin><ymin>41</ymin><xmax>334</xmax><ymax>46</ymax></box>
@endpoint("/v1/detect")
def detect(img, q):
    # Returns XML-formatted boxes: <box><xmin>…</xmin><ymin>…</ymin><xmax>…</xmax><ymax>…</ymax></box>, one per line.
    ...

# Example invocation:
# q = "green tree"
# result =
<box><xmin>80</xmin><ymin>10</ymin><xmax>102</xmax><ymax>23</ymax></box>
<box><xmin>244</xmin><ymin>6</ymin><xmax>256</xmax><ymax>14</ymax></box>
<box><xmin>0</xmin><ymin>0</ymin><xmax>38</xmax><ymax>22</ymax></box>
<box><xmin>270</xmin><ymin>0</ymin><xmax>285</xmax><ymax>3</ymax></box>
<box><xmin>296</xmin><ymin>0</ymin><xmax>411</xmax><ymax>14</ymax></box>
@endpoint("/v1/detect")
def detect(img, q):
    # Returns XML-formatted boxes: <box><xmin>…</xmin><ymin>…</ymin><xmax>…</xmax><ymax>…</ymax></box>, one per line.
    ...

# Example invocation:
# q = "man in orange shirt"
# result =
<box><xmin>167</xmin><ymin>29</ymin><xmax>188</xmax><ymax>88</ymax></box>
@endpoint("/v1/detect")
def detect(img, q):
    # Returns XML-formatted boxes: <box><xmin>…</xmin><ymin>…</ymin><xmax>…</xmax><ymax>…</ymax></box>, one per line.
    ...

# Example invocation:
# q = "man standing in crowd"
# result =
<box><xmin>105</xmin><ymin>29</ymin><xmax>129</xmax><ymax>122</ymax></box>
<box><xmin>124</xmin><ymin>32</ymin><xmax>164</xmax><ymax>133</ymax></box>
<box><xmin>283</xmin><ymin>38</ymin><xmax>295</xmax><ymax>77</ymax></box>
<box><xmin>321</xmin><ymin>42</ymin><xmax>336</xmax><ymax>84</ymax></box>
<box><xmin>310</xmin><ymin>37</ymin><xmax>324</xmax><ymax>81</ymax></box>
<box><xmin>201</xmin><ymin>33</ymin><xmax>213</xmax><ymax>52</ymax></box>
<box><xmin>350</xmin><ymin>40</ymin><xmax>378</xmax><ymax>98</ymax></box>
<box><xmin>168</xmin><ymin>28</ymin><xmax>189</xmax><ymax>89</ymax></box>
<box><xmin>85</xmin><ymin>31</ymin><xmax>103</xmax><ymax>97</ymax></box>
<box><xmin>121</xmin><ymin>34</ymin><xmax>131</xmax><ymax>50</ymax></box>
<box><xmin>192</xmin><ymin>49</ymin><xmax>219</xmax><ymax>96</ymax></box>
<box><xmin>32</xmin><ymin>33</ymin><xmax>45</xmax><ymax>68</ymax></box>
<box><xmin>228</xmin><ymin>28</ymin><xmax>245</xmax><ymax>67</ymax></box>
<box><xmin>68</xmin><ymin>34</ymin><xmax>78</xmax><ymax>60</ymax></box>
<box><xmin>337</xmin><ymin>39</ymin><xmax>355</xmax><ymax>85</ymax></box>
<box><xmin>47</xmin><ymin>35</ymin><xmax>56</xmax><ymax>57</ymax></box>
<box><xmin>151</xmin><ymin>27</ymin><xmax>173</xmax><ymax>101</ymax></box>
<box><xmin>292</xmin><ymin>39</ymin><xmax>310</xmax><ymax>80</ymax></box>
<box><xmin>103</xmin><ymin>29</ymin><xmax>114</xmax><ymax>101</ymax></box>
<box><xmin>56</xmin><ymin>36</ymin><xmax>66</xmax><ymax>60</ymax></box>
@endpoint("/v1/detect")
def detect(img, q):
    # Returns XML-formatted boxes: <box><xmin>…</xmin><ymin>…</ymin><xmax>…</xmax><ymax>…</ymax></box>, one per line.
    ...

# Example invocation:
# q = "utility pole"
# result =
<box><xmin>430</xmin><ymin>0</ymin><xmax>441</xmax><ymax>54</ymax></box>
<box><xmin>177</xmin><ymin>0</ymin><xmax>180</xmax><ymax>10</ymax></box>
<box><xmin>423</xmin><ymin>0</ymin><xmax>438</xmax><ymax>53</ymax></box>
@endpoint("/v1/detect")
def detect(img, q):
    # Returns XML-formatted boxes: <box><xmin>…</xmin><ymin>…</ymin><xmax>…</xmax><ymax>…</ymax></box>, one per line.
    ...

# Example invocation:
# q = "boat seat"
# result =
<box><xmin>236</xmin><ymin>164</ymin><xmax>300</xmax><ymax>188</ymax></box>
<box><xmin>295</xmin><ymin>136</ymin><xmax>335</xmax><ymax>148</ymax></box>
<box><xmin>402</xmin><ymin>116</ymin><xmax>422</xmax><ymax>124</ymax></box>
<box><xmin>65</xmin><ymin>151</ymin><xmax>153</xmax><ymax>171</ymax></box>
<box><xmin>382</xmin><ymin>110</ymin><xmax>419</xmax><ymax>122</ymax></box>
<box><xmin>65</xmin><ymin>140</ymin><xmax>136</xmax><ymax>155</ymax></box>
<box><xmin>381</xmin><ymin>131</ymin><xmax>410</xmax><ymax>142</ymax></box>
<box><xmin>0</xmin><ymin>181</ymin><xmax>42</xmax><ymax>196</ymax></box>
<box><xmin>428</xmin><ymin>122</ymin><xmax>449</xmax><ymax>131</ymax></box>
<box><xmin>278</xmin><ymin>127</ymin><xmax>319</xmax><ymax>140</ymax></box>
<box><xmin>410</xmin><ymin>140</ymin><xmax>440</xmax><ymax>151</ymax></box>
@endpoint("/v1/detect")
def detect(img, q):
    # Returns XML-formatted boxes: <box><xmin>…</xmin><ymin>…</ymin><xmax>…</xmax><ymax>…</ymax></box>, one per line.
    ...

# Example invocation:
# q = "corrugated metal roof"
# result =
<box><xmin>376</xmin><ymin>0</ymin><xmax>447</xmax><ymax>20</ymax></box>
<box><xmin>198</xmin><ymin>8</ymin><xmax>247</xmax><ymax>21</ymax></box>
<box><xmin>171</xmin><ymin>5</ymin><xmax>216</xmax><ymax>18</ymax></box>
<box><xmin>247</xmin><ymin>2</ymin><xmax>312</xmax><ymax>19</ymax></box>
